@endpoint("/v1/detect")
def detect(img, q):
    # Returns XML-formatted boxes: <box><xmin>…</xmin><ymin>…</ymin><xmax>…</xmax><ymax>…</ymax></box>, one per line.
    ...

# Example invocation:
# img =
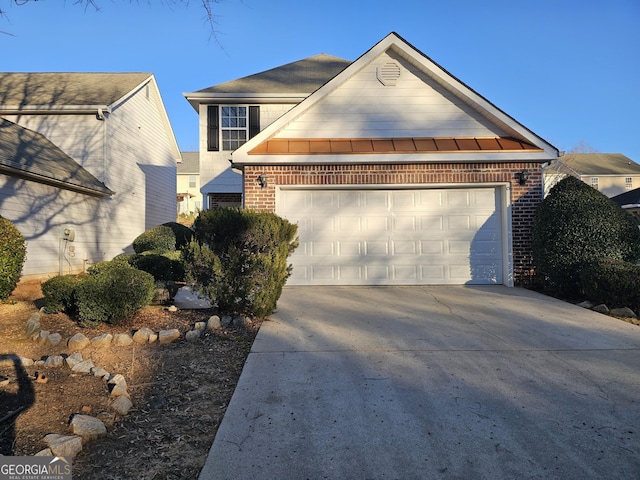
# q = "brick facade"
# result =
<box><xmin>243</xmin><ymin>162</ymin><xmax>543</xmax><ymax>286</ymax></box>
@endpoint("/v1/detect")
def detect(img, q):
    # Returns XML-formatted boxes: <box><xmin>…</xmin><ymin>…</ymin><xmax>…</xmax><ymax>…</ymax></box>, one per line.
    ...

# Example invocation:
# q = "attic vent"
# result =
<box><xmin>377</xmin><ymin>62</ymin><xmax>401</xmax><ymax>86</ymax></box>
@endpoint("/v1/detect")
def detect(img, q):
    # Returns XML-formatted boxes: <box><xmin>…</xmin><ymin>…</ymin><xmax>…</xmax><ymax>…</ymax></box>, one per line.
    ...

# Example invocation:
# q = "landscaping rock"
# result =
<box><xmin>91</xmin><ymin>367</ymin><xmax>109</xmax><ymax>379</ymax></box>
<box><xmin>25</xmin><ymin>316</ymin><xmax>41</xmax><ymax>336</ymax></box>
<box><xmin>70</xmin><ymin>414</ymin><xmax>107</xmax><ymax>442</ymax></box>
<box><xmin>159</xmin><ymin>329</ymin><xmax>181</xmax><ymax>345</ymax></box>
<box><xmin>577</xmin><ymin>300</ymin><xmax>595</xmax><ymax>309</ymax></box>
<box><xmin>233</xmin><ymin>316</ymin><xmax>249</xmax><ymax>327</ymax></box>
<box><xmin>66</xmin><ymin>353</ymin><xmax>83</xmax><ymax>369</ymax></box>
<box><xmin>113</xmin><ymin>333</ymin><xmax>133</xmax><ymax>347</ymax></box>
<box><xmin>35</xmin><ymin>448</ymin><xmax>53</xmax><ymax>456</ymax></box>
<box><xmin>44</xmin><ymin>355</ymin><xmax>65</xmax><ymax>368</ymax></box>
<box><xmin>185</xmin><ymin>329</ymin><xmax>201</xmax><ymax>342</ymax></box>
<box><xmin>90</xmin><ymin>334</ymin><xmax>113</xmax><ymax>348</ymax></box>
<box><xmin>167</xmin><ymin>305</ymin><xmax>178</xmax><ymax>312</ymax></box>
<box><xmin>43</xmin><ymin>434</ymin><xmax>83</xmax><ymax>459</ymax></box>
<box><xmin>71</xmin><ymin>359</ymin><xmax>95</xmax><ymax>374</ymax></box>
<box><xmin>109</xmin><ymin>384</ymin><xmax>129</xmax><ymax>398</ymax></box>
<box><xmin>194</xmin><ymin>321</ymin><xmax>206</xmax><ymax>330</ymax></box>
<box><xmin>133</xmin><ymin>327</ymin><xmax>155</xmax><ymax>344</ymax></box>
<box><xmin>149</xmin><ymin>332</ymin><xmax>158</xmax><ymax>343</ymax></box>
<box><xmin>37</xmin><ymin>330</ymin><xmax>49</xmax><ymax>345</ymax></box>
<box><xmin>592</xmin><ymin>304</ymin><xmax>610</xmax><ymax>314</ymax></box>
<box><xmin>47</xmin><ymin>332</ymin><xmax>62</xmax><ymax>347</ymax></box>
<box><xmin>108</xmin><ymin>374</ymin><xmax>127</xmax><ymax>390</ymax></box>
<box><xmin>221</xmin><ymin>315</ymin><xmax>233</xmax><ymax>326</ymax></box>
<box><xmin>110</xmin><ymin>395</ymin><xmax>133</xmax><ymax>416</ymax></box>
<box><xmin>68</xmin><ymin>333</ymin><xmax>90</xmax><ymax>350</ymax></box>
<box><xmin>0</xmin><ymin>355</ymin><xmax>33</xmax><ymax>368</ymax></box>
<box><xmin>207</xmin><ymin>315</ymin><xmax>222</xmax><ymax>330</ymax></box>
<box><xmin>610</xmin><ymin>307</ymin><xmax>637</xmax><ymax>318</ymax></box>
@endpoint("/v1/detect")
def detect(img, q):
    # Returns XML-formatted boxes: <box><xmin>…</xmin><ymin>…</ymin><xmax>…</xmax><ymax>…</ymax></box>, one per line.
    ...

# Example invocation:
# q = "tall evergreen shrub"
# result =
<box><xmin>184</xmin><ymin>208</ymin><xmax>298</xmax><ymax>318</ymax></box>
<box><xmin>532</xmin><ymin>175</ymin><xmax>640</xmax><ymax>297</ymax></box>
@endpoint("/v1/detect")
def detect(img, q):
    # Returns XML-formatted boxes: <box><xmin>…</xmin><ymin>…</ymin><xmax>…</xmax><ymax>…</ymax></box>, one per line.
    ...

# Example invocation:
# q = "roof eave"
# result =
<box><xmin>0</xmin><ymin>164</ymin><xmax>114</xmax><ymax>197</ymax></box>
<box><xmin>183</xmin><ymin>92</ymin><xmax>308</xmax><ymax>110</ymax></box>
<box><xmin>0</xmin><ymin>105</ymin><xmax>111</xmax><ymax>115</ymax></box>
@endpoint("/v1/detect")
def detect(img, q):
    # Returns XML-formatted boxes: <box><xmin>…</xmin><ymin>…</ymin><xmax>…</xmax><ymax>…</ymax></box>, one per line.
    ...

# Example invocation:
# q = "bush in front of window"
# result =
<box><xmin>532</xmin><ymin>175</ymin><xmax>640</xmax><ymax>298</ymax></box>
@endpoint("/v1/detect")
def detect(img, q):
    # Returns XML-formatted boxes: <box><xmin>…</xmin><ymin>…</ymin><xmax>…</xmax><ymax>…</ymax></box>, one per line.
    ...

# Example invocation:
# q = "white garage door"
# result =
<box><xmin>277</xmin><ymin>187</ymin><xmax>504</xmax><ymax>285</ymax></box>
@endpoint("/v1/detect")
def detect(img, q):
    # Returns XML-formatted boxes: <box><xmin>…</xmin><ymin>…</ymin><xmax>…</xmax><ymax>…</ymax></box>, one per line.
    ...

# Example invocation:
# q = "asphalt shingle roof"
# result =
<box><xmin>194</xmin><ymin>54</ymin><xmax>351</xmax><ymax>95</ymax></box>
<box><xmin>0</xmin><ymin>118</ymin><xmax>113</xmax><ymax>196</ymax></box>
<box><xmin>0</xmin><ymin>72</ymin><xmax>151</xmax><ymax>106</ymax></box>
<box><xmin>549</xmin><ymin>153</ymin><xmax>640</xmax><ymax>176</ymax></box>
<box><xmin>178</xmin><ymin>152</ymin><xmax>199</xmax><ymax>174</ymax></box>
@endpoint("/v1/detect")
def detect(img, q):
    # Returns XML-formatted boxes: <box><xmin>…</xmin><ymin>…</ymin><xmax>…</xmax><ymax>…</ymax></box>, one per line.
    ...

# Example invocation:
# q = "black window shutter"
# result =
<box><xmin>249</xmin><ymin>106</ymin><xmax>260</xmax><ymax>139</ymax></box>
<box><xmin>207</xmin><ymin>106</ymin><xmax>219</xmax><ymax>151</ymax></box>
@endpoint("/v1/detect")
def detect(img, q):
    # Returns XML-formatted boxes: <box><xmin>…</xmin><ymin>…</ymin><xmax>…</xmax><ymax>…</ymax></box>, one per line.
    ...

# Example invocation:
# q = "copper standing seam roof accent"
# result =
<box><xmin>248</xmin><ymin>137</ymin><xmax>542</xmax><ymax>155</ymax></box>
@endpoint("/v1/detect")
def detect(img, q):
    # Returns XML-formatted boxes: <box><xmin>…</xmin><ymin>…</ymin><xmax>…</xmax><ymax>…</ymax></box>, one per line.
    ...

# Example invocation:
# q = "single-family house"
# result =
<box><xmin>0</xmin><ymin>72</ymin><xmax>180</xmax><ymax>281</ymax></box>
<box><xmin>186</xmin><ymin>32</ymin><xmax>558</xmax><ymax>286</ymax></box>
<box><xmin>544</xmin><ymin>153</ymin><xmax>640</xmax><ymax>197</ymax></box>
<box><xmin>177</xmin><ymin>151</ymin><xmax>201</xmax><ymax>215</ymax></box>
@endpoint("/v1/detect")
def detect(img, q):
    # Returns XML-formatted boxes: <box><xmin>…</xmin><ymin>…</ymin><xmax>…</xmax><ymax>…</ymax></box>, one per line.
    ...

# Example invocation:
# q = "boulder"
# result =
<box><xmin>108</xmin><ymin>374</ymin><xmax>128</xmax><ymax>390</ymax></box>
<box><xmin>70</xmin><ymin>414</ymin><xmax>107</xmax><ymax>442</ymax></box>
<box><xmin>185</xmin><ymin>329</ymin><xmax>201</xmax><ymax>342</ymax></box>
<box><xmin>158</xmin><ymin>329</ymin><xmax>181</xmax><ymax>345</ymax></box>
<box><xmin>71</xmin><ymin>359</ymin><xmax>95</xmax><ymax>374</ymax></box>
<box><xmin>90</xmin><ymin>334</ymin><xmax>113</xmax><ymax>348</ymax></box>
<box><xmin>207</xmin><ymin>315</ymin><xmax>222</xmax><ymax>330</ymax></box>
<box><xmin>37</xmin><ymin>330</ymin><xmax>50</xmax><ymax>345</ymax></box>
<box><xmin>44</xmin><ymin>355</ymin><xmax>65</xmax><ymax>368</ymax></box>
<box><xmin>610</xmin><ymin>307</ymin><xmax>637</xmax><ymax>318</ymax></box>
<box><xmin>91</xmin><ymin>367</ymin><xmax>110</xmax><ymax>379</ymax></box>
<box><xmin>66</xmin><ymin>353</ymin><xmax>84</xmax><ymax>369</ymax></box>
<box><xmin>592</xmin><ymin>304</ymin><xmax>610</xmax><ymax>314</ymax></box>
<box><xmin>110</xmin><ymin>395</ymin><xmax>133</xmax><ymax>416</ymax></box>
<box><xmin>25</xmin><ymin>316</ymin><xmax>41</xmax><ymax>336</ymax></box>
<box><xmin>221</xmin><ymin>315</ymin><xmax>233</xmax><ymax>326</ymax></box>
<box><xmin>43</xmin><ymin>434</ymin><xmax>83</xmax><ymax>459</ymax></box>
<box><xmin>47</xmin><ymin>332</ymin><xmax>63</xmax><ymax>347</ymax></box>
<box><xmin>133</xmin><ymin>327</ymin><xmax>155</xmax><ymax>344</ymax></box>
<box><xmin>113</xmin><ymin>333</ymin><xmax>133</xmax><ymax>347</ymax></box>
<box><xmin>68</xmin><ymin>333</ymin><xmax>90</xmax><ymax>350</ymax></box>
<box><xmin>194</xmin><ymin>321</ymin><xmax>206</xmax><ymax>331</ymax></box>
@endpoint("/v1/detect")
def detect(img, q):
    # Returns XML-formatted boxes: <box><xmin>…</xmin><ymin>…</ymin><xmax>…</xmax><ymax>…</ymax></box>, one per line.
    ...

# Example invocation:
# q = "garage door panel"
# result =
<box><xmin>278</xmin><ymin>187</ymin><xmax>504</xmax><ymax>285</ymax></box>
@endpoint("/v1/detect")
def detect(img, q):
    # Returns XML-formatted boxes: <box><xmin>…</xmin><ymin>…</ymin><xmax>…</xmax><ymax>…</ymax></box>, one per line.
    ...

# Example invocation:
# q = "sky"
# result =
<box><xmin>2</xmin><ymin>0</ymin><xmax>639</xmax><ymax>160</ymax></box>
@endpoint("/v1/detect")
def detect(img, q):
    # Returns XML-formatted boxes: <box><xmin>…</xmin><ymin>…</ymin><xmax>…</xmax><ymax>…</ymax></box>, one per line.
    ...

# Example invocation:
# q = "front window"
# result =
<box><xmin>625</xmin><ymin>177</ymin><xmax>633</xmax><ymax>190</ymax></box>
<box><xmin>221</xmin><ymin>106</ymin><xmax>247</xmax><ymax>150</ymax></box>
<box><xmin>591</xmin><ymin>177</ymin><xmax>599</xmax><ymax>190</ymax></box>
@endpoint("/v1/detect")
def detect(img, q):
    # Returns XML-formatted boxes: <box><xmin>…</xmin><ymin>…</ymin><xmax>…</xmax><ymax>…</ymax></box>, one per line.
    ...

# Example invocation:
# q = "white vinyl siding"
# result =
<box><xmin>277</xmin><ymin>187</ymin><xmax>504</xmax><ymax>286</ymax></box>
<box><xmin>276</xmin><ymin>52</ymin><xmax>509</xmax><ymax>140</ymax></box>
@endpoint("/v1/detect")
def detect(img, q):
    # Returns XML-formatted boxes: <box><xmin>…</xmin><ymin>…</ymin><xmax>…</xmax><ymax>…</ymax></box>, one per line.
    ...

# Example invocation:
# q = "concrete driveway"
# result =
<box><xmin>199</xmin><ymin>286</ymin><xmax>640</xmax><ymax>480</ymax></box>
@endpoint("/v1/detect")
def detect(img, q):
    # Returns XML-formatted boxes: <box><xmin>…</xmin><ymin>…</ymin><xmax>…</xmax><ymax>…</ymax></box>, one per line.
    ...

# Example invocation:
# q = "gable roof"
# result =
<box><xmin>0</xmin><ymin>118</ymin><xmax>114</xmax><ymax>196</ymax></box>
<box><xmin>548</xmin><ymin>153</ymin><xmax>640</xmax><ymax>176</ymax></box>
<box><xmin>0</xmin><ymin>72</ymin><xmax>152</xmax><ymax>109</ymax></box>
<box><xmin>178</xmin><ymin>152</ymin><xmax>199</xmax><ymax>174</ymax></box>
<box><xmin>184</xmin><ymin>54</ymin><xmax>351</xmax><ymax>109</ymax></box>
<box><xmin>232</xmin><ymin>32</ymin><xmax>558</xmax><ymax>165</ymax></box>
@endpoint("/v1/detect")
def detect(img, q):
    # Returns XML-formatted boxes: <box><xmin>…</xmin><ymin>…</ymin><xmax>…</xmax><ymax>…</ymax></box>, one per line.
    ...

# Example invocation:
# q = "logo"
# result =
<box><xmin>0</xmin><ymin>456</ymin><xmax>72</xmax><ymax>480</ymax></box>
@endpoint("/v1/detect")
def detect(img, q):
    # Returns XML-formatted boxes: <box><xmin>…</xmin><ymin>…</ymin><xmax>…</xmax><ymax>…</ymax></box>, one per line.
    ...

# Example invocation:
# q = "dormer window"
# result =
<box><xmin>207</xmin><ymin>105</ymin><xmax>260</xmax><ymax>151</ymax></box>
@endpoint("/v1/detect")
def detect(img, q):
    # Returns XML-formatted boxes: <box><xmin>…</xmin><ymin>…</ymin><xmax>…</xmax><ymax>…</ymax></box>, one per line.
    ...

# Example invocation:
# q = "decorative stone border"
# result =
<box><xmin>1</xmin><ymin>309</ymin><xmax>248</xmax><ymax>459</ymax></box>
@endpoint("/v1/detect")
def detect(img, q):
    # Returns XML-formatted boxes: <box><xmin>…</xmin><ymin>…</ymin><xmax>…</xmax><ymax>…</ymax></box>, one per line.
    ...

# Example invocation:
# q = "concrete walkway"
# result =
<box><xmin>199</xmin><ymin>286</ymin><xmax>640</xmax><ymax>480</ymax></box>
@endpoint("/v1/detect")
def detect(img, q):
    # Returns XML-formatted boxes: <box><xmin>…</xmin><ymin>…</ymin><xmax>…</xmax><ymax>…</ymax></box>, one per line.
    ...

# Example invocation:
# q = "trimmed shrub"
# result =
<box><xmin>127</xmin><ymin>250</ymin><xmax>185</xmax><ymax>282</ymax></box>
<box><xmin>0</xmin><ymin>216</ymin><xmax>27</xmax><ymax>300</ymax></box>
<box><xmin>532</xmin><ymin>176</ymin><xmax>640</xmax><ymax>297</ymax></box>
<box><xmin>185</xmin><ymin>208</ymin><xmax>298</xmax><ymax>318</ymax></box>
<box><xmin>76</xmin><ymin>262</ymin><xmax>155</xmax><ymax>324</ymax></box>
<box><xmin>580</xmin><ymin>258</ymin><xmax>640</xmax><ymax>312</ymax></box>
<box><xmin>41</xmin><ymin>274</ymin><xmax>85</xmax><ymax>314</ymax></box>
<box><xmin>132</xmin><ymin>222</ymin><xmax>193</xmax><ymax>254</ymax></box>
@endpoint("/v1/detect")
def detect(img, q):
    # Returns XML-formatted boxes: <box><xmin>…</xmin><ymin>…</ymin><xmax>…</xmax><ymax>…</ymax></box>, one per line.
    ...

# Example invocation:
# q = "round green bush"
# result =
<box><xmin>128</xmin><ymin>250</ymin><xmax>185</xmax><ymax>282</ymax></box>
<box><xmin>0</xmin><ymin>216</ymin><xmax>27</xmax><ymax>300</ymax></box>
<box><xmin>41</xmin><ymin>274</ymin><xmax>85</xmax><ymax>314</ymax></box>
<box><xmin>132</xmin><ymin>222</ymin><xmax>194</xmax><ymax>254</ymax></box>
<box><xmin>76</xmin><ymin>262</ymin><xmax>155</xmax><ymax>324</ymax></box>
<box><xmin>532</xmin><ymin>176</ymin><xmax>640</xmax><ymax>297</ymax></box>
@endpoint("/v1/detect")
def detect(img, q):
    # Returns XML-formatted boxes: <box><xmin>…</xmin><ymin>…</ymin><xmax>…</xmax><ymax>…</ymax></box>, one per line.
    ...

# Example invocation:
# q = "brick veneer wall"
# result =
<box><xmin>243</xmin><ymin>162</ymin><xmax>543</xmax><ymax>286</ymax></box>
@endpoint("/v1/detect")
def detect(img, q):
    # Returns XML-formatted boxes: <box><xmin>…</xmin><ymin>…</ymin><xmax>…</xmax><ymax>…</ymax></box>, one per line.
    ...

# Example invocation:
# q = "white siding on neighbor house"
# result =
<box><xmin>177</xmin><ymin>174</ymin><xmax>201</xmax><ymax>213</ymax></box>
<box><xmin>2</xmin><ymin>81</ymin><xmax>178</xmax><ymax>279</ymax></box>
<box><xmin>0</xmin><ymin>177</ymin><xmax>106</xmax><ymax>279</ymax></box>
<box><xmin>198</xmin><ymin>103</ymin><xmax>296</xmax><ymax>207</ymax></box>
<box><xmin>579</xmin><ymin>175</ymin><xmax>640</xmax><ymax>198</ymax></box>
<box><xmin>276</xmin><ymin>51</ymin><xmax>508</xmax><ymax>140</ymax></box>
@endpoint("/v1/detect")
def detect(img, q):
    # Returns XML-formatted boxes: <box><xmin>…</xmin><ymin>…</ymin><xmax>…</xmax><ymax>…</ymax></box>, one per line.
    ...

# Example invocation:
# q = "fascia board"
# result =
<box><xmin>233</xmin><ymin>150</ymin><xmax>556</xmax><ymax>166</ymax></box>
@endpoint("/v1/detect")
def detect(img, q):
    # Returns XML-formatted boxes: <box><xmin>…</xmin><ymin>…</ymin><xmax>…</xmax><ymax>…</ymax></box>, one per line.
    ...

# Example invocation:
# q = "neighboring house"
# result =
<box><xmin>189</xmin><ymin>32</ymin><xmax>558</xmax><ymax>286</ymax></box>
<box><xmin>0</xmin><ymin>72</ymin><xmax>180</xmax><ymax>280</ymax></box>
<box><xmin>177</xmin><ymin>151</ymin><xmax>201</xmax><ymax>214</ymax></box>
<box><xmin>544</xmin><ymin>153</ymin><xmax>640</xmax><ymax>197</ymax></box>
<box><xmin>611</xmin><ymin>188</ymin><xmax>640</xmax><ymax>219</ymax></box>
